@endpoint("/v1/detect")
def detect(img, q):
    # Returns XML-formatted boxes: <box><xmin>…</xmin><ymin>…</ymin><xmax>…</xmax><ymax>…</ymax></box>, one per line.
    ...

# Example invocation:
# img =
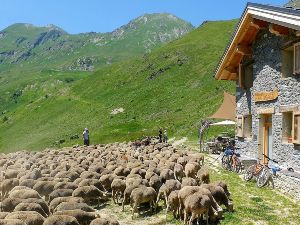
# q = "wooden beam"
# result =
<box><xmin>236</xmin><ymin>44</ymin><xmax>252</xmax><ymax>56</ymax></box>
<box><xmin>269</xmin><ymin>24</ymin><xmax>289</xmax><ymax>36</ymax></box>
<box><xmin>251</xmin><ymin>19</ymin><xmax>268</xmax><ymax>29</ymax></box>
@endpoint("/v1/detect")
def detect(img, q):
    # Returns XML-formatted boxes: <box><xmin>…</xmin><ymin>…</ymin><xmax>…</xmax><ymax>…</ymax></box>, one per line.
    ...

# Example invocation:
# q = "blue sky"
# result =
<box><xmin>0</xmin><ymin>0</ymin><xmax>287</xmax><ymax>34</ymax></box>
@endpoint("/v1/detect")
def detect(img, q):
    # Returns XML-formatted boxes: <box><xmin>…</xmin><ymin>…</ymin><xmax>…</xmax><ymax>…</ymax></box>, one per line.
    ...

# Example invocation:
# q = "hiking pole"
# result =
<box><xmin>209</xmin><ymin>153</ymin><xmax>223</xmax><ymax>166</ymax></box>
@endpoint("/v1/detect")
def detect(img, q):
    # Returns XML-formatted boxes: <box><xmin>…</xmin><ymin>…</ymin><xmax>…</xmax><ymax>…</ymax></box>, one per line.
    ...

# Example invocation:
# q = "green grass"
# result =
<box><xmin>0</xmin><ymin>20</ymin><xmax>237</xmax><ymax>152</ymax></box>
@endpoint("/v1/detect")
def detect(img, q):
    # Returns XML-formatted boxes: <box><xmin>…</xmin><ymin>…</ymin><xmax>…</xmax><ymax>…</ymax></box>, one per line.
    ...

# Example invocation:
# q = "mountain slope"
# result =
<box><xmin>0</xmin><ymin>20</ymin><xmax>237</xmax><ymax>152</ymax></box>
<box><xmin>0</xmin><ymin>14</ymin><xmax>194</xmax><ymax>71</ymax></box>
<box><xmin>284</xmin><ymin>0</ymin><xmax>300</xmax><ymax>7</ymax></box>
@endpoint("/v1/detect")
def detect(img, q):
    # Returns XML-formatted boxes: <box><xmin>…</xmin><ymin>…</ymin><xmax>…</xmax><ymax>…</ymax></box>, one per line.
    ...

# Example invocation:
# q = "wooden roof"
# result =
<box><xmin>215</xmin><ymin>3</ymin><xmax>300</xmax><ymax>81</ymax></box>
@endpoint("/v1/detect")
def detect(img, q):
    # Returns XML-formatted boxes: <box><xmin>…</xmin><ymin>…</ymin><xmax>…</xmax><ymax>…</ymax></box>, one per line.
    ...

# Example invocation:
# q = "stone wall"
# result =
<box><xmin>236</xmin><ymin>29</ymin><xmax>300</xmax><ymax>170</ymax></box>
<box><xmin>274</xmin><ymin>172</ymin><xmax>300</xmax><ymax>200</ymax></box>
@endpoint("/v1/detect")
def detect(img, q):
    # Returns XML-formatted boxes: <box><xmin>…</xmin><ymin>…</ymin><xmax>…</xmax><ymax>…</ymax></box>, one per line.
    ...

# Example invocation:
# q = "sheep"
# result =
<box><xmin>54</xmin><ymin>210</ymin><xmax>99</xmax><ymax>225</ymax></box>
<box><xmin>196</xmin><ymin>166</ymin><xmax>210</xmax><ymax>184</ymax></box>
<box><xmin>0</xmin><ymin>198</ymin><xmax>49</xmax><ymax>215</ymax></box>
<box><xmin>184</xmin><ymin>163</ymin><xmax>200</xmax><ymax>178</ymax></box>
<box><xmin>0</xmin><ymin>219</ymin><xmax>27</xmax><ymax>225</ymax></box>
<box><xmin>156</xmin><ymin>179</ymin><xmax>181</xmax><ymax>207</ymax></box>
<box><xmin>72</xmin><ymin>186</ymin><xmax>107</xmax><ymax>206</ymax></box>
<box><xmin>5</xmin><ymin>211</ymin><xmax>45</xmax><ymax>225</ymax></box>
<box><xmin>149</xmin><ymin>174</ymin><xmax>162</xmax><ymax>192</ymax></box>
<box><xmin>173</xmin><ymin>163</ymin><xmax>184</xmax><ymax>181</ymax></box>
<box><xmin>99</xmin><ymin>174</ymin><xmax>116</xmax><ymax>192</ymax></box>
<box><xmin>130</xmin><ymin>186</ymin><xmax>157</xmax><ymax>218</ymax></box>
<box><xmin>201</xmin><ymin>184</ymin><xmax>233</xmax><ymax>212</ymax></box>
<box><xmin>188</xmin><ymin>153</ymin><xmax>204</xmax><ymax>166</ymax></box>
<box><xmin>113</xmin><ymin>166</ymin><xmax>130</xmax><ymax>177</ymax></box>
<box><xmin>13</xmin><ymin>203</ymin><xmax>48</xmax><ymax>217</ymax></box>
<box><xmin>181</xmin><ymin>177</ymin><xmax>198</xmax><ymax>187</ymax></box>
<box><xmin>178</xmin><ymin>186</ymin><xmax>221</xmax><ymax>219</ymax></box>
<box><xmin>166</xmin><ymin>190</ymin><xmax>180</xmax><ymax>218</ymax></box>
<box><xmin>8</xmin><ymin>189</ymin><xmax>42</xmax><ymax>200</ymax></box>
<box><xmin>49</xmin><ymin>197</ymin><xmax>85</xmax><ymax>213</ymax></box>
<box><xmin>78</xmin><ymin>179</ymin><xmax>104</xmax><ymax>192</ymax></box>
<box><xmin>0</xmin><ymin>179</ymin><xmax>19</xmax><ymax>199</ymax></box>
<box><xmin>159</xmin><ymin>169</ymin><xmax>174</xmax><ymax>183</ymax></box>
<box><xmin>42</xmin><ymin>215</ymin><xmax>80</xmax><ymax>225</ymax></box>
<box><xmin>33</xmin><ymin>181</ymin><xmax>55</xmax><ymax>201</ymax></box>
<box><xmin>49</xmin><ymin>189</ymin><xmax>74</xmax><ymax>202</ymax></box>
<box><xmin>19</xmin><ymin>179</ymin><xmax>37</xmax><ymax>189</ymax></box>
<box><xmin>54</xmin><ymin>182</ymin><xmax>78</xmax><ymax>191</ymax></box>
<box><xmin>54</xmin><ymin>202</ymin><xmax>95</xmax><ymax>213</ymax></box>
<box><xmin>111</xmin><ymin>179</ymin><xmax>126</xmax><ymax>204</ymax></box>
<box><xmin>214</xmin><ymin>181</ymin><xmax>231</xmax><ymax>198</ymax></box>
<box><xmin>122</xmin><ymin>185</ymin><xmax>146</xmax><ymax>211</ymax></box>
<box><xmin>183</xmin><ymin>192</ymin><xmax>211</xmax><ymax>225</ymax></box>
<box><xmin>0</xmin><ymin>213</ymin><xmax>9</xmax><ymax>219</ymax></box>
<box><xmin>80</xmin><ymin>171</ymin><xmax>101</xmax><ymax>180</ymax></box>
<box><xmin>90</xmin><ymin>218</ymin><xmax>119</xmax><ymax>225</ymax></box>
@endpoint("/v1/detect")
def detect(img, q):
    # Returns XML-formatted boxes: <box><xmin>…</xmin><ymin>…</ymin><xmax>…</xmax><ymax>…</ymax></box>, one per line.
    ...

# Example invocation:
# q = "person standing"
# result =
<box><xmin>83</xmin><ymin>128</ymin><xmax>90</xmax><ymax>146</ymax></box>
<box><xmin>158</xmin><ymin>128</ymin><xmax>163</xmax><ymax>143</ymax></box>
<box><xmin>163</xmin><ymin>129</ymin><xmax>168</xmax><ymax>143</ymax></box>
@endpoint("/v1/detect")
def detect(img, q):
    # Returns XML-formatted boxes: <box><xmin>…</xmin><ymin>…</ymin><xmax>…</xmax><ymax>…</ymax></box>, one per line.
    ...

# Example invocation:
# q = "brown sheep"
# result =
<box><xmin>14</xmin><ymin>203</ymin><xmax>48</xmax><ymax>217</ymax></box>
<box><xmin>130</xmin><ymin>186</ymin><xmax>157</xmax><ymax>218</ymax></box>
<box><xmin>78</xmin><ymin>179</ymin><xmax>104</xmax><ymax>192</ymax></box>
<box><xmin>111</xmin><ymin>178</ymin><xmax>126</xmax><ymax>204</ymax></box>
<box><xmin>5</xmin><ymin>211</ymin><xmax>45</xmax><ymax>225</ymax></box>
<box><xmin>90</xmin><ymin>218</ymin><xmax>119</xmax><ymax>225</ymax></box>
<box><xmin>72</xmin><ymin>186</ymin><xmax>107</xmax><ymax>206</ymax></box>
<box><xmin>156</xmin><ymin>179</ymin><xmax>181</xmax><ymax>207</ymax></box>
<box><xmin>54</xmin><ymin>182</ymin><xmax>78</xmax><ymax>191</ymax></box>
<box><xmin>197</xmin><ymin>166</ymin><xmax>210</xmax><ymax>184</ymax></box>
<box><xmin>0</xmin><ymin>198</ymin><xmax>49</xmax><ymax>215</ymax></box>
<box><xmin>201</xmin><ymin>184</ymin><xmax>233</xmax><ymax>211</ymax></box>
<box><xmin>49</xmin><ymin>197</ymin><xmax>85</xmax><ymax>213</ymax></box>
<box><xmin>166</xmin><ymin>190</ymin><xmax>180</xmax><ymax>218</ymax></box>
<box><xmin>183</xmin><ymin>192</ymin><xmax>211</xmax><ymax>225</ymax></box>
<box><xmin>54</xmin><ymin>210</ymin><xmax>99</xmax><ymax>225</ymax></box>
<box><xmin>19</xmin><ymin>179</ymin><xmax>37</xmax><ymax>189</ymax></box>
<box><xmin>184</xmin><ymin>163</ymin><xmax>200</xmax><ymax>178</ymax></box>
<box><xmin>33</xmin><ymin>181</ymin><xmax>55</xmax><ymax>201</ymax></box>
<box><xmin>54</xmin><ymin>202</ymin><xmax>95</xmax><ymax>213</ymax></box>
<box><xmin>0</xmin><ymin>219</ymin><xmax>27</xmax><ymax>225</ymax></box>
<box><xmin>181</xmin><ymin>177</ymin><xmax>198</xmax><ymax>187</ymax></box>
<box><xmin>173</xmin><ymin>163</ymin><xmax>184</xmax><ymax>181</ymax></box>
<box><xmin>49</xmin><ymin>189</ymin><xmax>74</xmax><ymax>202</ymax></box>
<box><xmin>99</xmin><ymin>174</ymin><xmax>116</xmax><ymax>192</ymax></box>
<box><xmin>0</xmin><ymin>179</ymin><xmax>19</xmax><ymax>199</ymax></box>
<box><xmin>149</xmin><ymin>174</ymin><xmax>162</xmax><ymax>192</ymax></box>
<box><xmin>159</xmin><ymin>169</ymin><xmax>174</xmax><ymax>183</ymax></box>
<box><xmin>42</xmin><ymin>215</ymin><xmax>80</xmax><ymax>225</ymax></box>
<box><xmin>8</xmin><ymin>189</ymin><xmax>42</xmax><ymax>200</ymax></box>
<box><xmin>122</xmin><ymin>184</ymin><xmax>146</xmax><ymax>211</ymax></box>
<box><xmin>213</xmin><ymin>181</ymin><xmax>231</xmax><ymax>198</ymax></box>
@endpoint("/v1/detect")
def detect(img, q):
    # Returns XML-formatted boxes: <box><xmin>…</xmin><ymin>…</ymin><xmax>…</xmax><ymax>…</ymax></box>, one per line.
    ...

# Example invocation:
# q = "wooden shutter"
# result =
<box><xmin>293</xmin><ymin>112</ymin><xmax>300</xmax><ymax>144</ymax></box>
<box><xmin>293</xmin><ymin>43</ymin><xmax>300</xmax><ymax>75</ymax></box>
<box><xmin>236</xmin><ymin>115</ymin><xmax>244</xmax><ymax>137</ymax></box>
<box><xmin>239</xmin><ymin>64</ymin><xmax>245</xmax><ymax>89</ymax></box>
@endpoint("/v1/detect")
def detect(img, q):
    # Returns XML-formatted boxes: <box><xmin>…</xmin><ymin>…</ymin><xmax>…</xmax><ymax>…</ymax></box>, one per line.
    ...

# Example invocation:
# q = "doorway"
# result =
<box><xmin>262</xmin><ymin>114</ymin><xmax>273</xmax><ymax>164</ymax></box>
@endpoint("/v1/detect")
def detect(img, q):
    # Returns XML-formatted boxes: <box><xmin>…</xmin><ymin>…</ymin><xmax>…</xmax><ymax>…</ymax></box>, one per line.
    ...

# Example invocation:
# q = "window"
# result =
<box><xmin>293</xmin><ymin>112</ymin><xmax>300</xmax><ymax>144</ymax></box>
<box><xmin>282</xmin><ymin>42</ymin><xmax>300</xmax><ymax>78</ymax></box>
<box><xmin>282</xmin><ymin>112</ymin><xmax>293</xmax><ymax>143</ymax></box>
<box><xmin>239</xmin><ymin>62</ymin><xmax>253</xmax><ymax>90</ymax></box>
<box><xmin>282</xmin><ymin>46</ymin><xmax>293</xmax><ymax>78</ymax></box>
<box><xmin>294</xmin><ymin>43</ymin><xmax>300</xmax><ymax>75</ymax></box>
<box><xmin>236</xmin><ymin>114</ymin><xmax>252</xmax><ymax>138</ymax></box>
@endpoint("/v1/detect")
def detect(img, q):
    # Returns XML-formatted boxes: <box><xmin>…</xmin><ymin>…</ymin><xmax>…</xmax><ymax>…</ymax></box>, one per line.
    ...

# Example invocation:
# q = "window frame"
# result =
<box><xmin>292</xmin><ymin>112</ymin><xmax>300</xmax><ymax>144</ymax></box>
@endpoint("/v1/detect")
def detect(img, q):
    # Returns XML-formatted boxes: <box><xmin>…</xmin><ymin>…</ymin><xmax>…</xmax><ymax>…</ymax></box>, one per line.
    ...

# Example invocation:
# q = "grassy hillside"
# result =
<box><xmin>284</xmin><ymin>0</ymin><xmax>300</xmax><ymax>7</ymax></box>
<box><xmin>0</xmin><ymin>20</ymin><xmax>237</xmax><ymax>152</ymax></box>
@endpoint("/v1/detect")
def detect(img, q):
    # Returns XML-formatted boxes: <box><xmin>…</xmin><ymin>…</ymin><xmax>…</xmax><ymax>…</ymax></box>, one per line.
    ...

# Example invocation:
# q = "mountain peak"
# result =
<box><xmin>284</xmin><ymin>0</ymin><xmax>300</xmax><ymax>8</ymax></box>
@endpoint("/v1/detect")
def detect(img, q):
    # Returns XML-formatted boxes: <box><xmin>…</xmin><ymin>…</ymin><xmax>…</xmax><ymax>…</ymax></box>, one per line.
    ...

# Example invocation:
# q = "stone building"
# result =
<box><xmin>215</xmin><ymin>3</ymin><xmax>300</xmax><ymax>199</ymax></box>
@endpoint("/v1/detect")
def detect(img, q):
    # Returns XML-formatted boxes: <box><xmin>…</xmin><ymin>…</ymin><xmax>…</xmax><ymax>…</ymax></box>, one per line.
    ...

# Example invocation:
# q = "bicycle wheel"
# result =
<box><xmin>257</xmin><ymin>169</ymin><xmax>271</xmax><ymax>188</ymax></box>
<box><xmin>221</xmin><ymin>155</ymin><xmax>228</xmax><ymax>169</ymax></box>
<box><xmin>244</xmin><ymin>164</ymin><xmax>255</xmax><ymax>181</ymax></box>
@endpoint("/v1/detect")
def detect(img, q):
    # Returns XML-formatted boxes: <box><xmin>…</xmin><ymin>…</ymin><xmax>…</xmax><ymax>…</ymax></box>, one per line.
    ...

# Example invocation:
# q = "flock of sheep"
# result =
<box><xmin>0</xmin><ymin>138</ymin><xmax>233</xmax><ymax>225</ymax></box>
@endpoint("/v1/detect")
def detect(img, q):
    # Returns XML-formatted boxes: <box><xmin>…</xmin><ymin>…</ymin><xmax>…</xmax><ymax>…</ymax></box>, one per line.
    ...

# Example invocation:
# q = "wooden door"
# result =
<box><xmin>263</xmin><ymin>115</ymin><xmax>272</xmax><ymax>164</ymax></box>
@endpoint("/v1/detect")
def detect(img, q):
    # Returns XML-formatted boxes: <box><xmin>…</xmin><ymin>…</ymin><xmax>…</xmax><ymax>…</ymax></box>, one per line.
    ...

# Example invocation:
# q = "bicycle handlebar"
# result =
<box><xmin>262</xmin><ymin>154</ymin><xmax>279</xmax><ymax>164</ymax></box>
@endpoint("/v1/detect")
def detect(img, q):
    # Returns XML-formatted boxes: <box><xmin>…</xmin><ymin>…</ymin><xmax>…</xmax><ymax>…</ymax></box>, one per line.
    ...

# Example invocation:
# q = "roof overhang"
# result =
<box><xmin>215</xmin><ymin>3</ymin><xmax>300</xmax><ymax>81</ymax></box>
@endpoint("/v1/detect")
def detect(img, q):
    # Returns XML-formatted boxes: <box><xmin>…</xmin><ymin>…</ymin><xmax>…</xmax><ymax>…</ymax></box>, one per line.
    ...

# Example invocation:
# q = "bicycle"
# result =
<box><xmin>221</xmin><ymin>147</ymin><xmax>242</xmax><ymax>173</ymax></box>
<box><xmin>243</xmin><ymin>154</ymin><xmax>276</xmax><ymax>188</ymax></box>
